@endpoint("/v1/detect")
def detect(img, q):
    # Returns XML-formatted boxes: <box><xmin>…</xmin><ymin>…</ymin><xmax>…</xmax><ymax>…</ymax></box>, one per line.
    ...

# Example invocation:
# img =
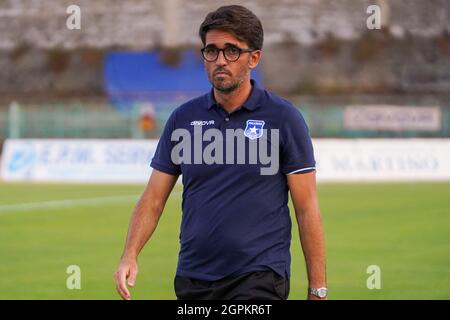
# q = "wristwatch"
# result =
<box><xmin>308</xmin><ymin>287</ymin><xmax>328</xmax><ymax>298</ymax></box>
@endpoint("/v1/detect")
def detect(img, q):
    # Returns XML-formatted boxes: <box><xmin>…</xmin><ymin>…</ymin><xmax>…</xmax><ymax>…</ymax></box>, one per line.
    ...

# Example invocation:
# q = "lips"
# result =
<box><xmin>214</xmin><ymin>70</ymin><xmax>231</xmax><ymax>76</ymax></box>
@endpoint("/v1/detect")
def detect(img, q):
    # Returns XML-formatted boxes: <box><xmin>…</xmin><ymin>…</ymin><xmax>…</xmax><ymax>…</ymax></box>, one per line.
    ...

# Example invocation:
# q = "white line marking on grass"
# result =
<box><xmin>0</xmin><ymin>190</ymin><xmax>182</xmax><ymax>215</ymax></box>
<box><xmin>0</xmin><ymin>195</ymin><xmax>140</xmax><ymax>215</ymax></box>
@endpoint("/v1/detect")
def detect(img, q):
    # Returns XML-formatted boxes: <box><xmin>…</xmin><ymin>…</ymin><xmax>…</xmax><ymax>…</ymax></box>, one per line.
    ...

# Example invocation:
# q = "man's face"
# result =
<box><xmin>203</xmin><ymin>29</ymin><xmax>260</xmax><ymax>94</ymax></box>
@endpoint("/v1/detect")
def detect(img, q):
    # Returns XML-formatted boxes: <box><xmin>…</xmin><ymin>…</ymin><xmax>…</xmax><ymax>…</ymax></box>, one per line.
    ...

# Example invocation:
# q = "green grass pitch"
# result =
<box><xmin>0</xmin><ymin>181</ymin><xmax>449</xmax><ymax>299</ymax></box>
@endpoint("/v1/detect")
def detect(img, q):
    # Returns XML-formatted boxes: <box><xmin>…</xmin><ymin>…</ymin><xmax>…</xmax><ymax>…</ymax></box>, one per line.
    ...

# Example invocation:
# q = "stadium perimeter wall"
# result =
<box><xmin>1</xmin><ymin>139</ymin><xmax>449</xmax><ymax>183</ymax></box>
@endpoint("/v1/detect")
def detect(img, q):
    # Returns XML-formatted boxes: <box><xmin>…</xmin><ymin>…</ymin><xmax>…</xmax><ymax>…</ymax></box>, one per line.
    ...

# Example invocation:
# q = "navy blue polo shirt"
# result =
<box><xmin>151</xmin><ymin>80</ymin><xmax>316</xmax><ymax>281</ymax></box>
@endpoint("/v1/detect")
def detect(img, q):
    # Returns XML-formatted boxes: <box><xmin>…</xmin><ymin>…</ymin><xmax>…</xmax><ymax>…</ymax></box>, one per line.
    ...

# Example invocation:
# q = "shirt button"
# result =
<box><xmin>225</xmin><ymin>117</ymin><xmax>230</xmax><ymax>122</ymax></box>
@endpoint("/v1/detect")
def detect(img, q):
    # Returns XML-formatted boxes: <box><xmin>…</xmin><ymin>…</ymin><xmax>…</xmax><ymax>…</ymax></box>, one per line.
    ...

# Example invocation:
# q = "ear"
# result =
<box><xmin>248</xmin><ymin>50</ymin><xmax>262</xmax><ymax>70</ymax></box>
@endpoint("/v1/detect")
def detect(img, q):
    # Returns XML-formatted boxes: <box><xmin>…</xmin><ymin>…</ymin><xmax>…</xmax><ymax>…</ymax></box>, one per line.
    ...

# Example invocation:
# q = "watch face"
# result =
<box><xmin>318</xmin><ymin>288</ymin><xmax>327</xmax><ymax>298</ymax></box>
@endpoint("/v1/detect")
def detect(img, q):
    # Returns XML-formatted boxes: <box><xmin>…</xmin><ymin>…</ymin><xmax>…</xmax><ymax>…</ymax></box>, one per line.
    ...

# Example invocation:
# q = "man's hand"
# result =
<box><xmin>114</xmin><ymin>258</ymin><xmax>138</xmax><ymax>300</ymax></box>
<box><xmin>113</xmin><ymin>170</ymin><xmax>178</xmax><ymax>300</ymax></box>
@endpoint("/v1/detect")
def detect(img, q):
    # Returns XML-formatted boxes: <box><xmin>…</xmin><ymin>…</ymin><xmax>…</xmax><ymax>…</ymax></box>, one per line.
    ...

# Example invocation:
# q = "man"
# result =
<box><xmin>114</xmin><ymin>5</ymin><xmax>327</xmax><ymax>300</ymax></box>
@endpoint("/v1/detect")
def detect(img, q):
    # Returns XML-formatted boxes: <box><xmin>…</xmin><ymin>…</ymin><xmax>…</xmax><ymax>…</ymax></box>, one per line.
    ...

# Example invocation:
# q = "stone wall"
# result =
<box><xmin>1</xmin><ymin>0</ymin><xmax>449</xmax><ymax>49</ymax></box>
<box><xmin>0</xmin><ymin>0</ymin><xmax>449</xmax><ymax>97</ymax></box>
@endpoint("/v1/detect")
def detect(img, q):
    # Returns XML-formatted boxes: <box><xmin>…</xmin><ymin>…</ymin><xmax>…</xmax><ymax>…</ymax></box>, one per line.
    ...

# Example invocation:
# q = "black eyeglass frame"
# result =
<box><xmin>200</xmin><ymin>45</ymin><xmax>256</xmax><ymax>62</ymax></box>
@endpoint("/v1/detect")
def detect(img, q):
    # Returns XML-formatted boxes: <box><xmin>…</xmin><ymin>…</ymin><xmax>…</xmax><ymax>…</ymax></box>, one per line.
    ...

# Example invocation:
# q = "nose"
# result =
<box><xmin>215</xmin><ymin>50</ymin><xmax>227</xmax><ymax>66</ymax></box>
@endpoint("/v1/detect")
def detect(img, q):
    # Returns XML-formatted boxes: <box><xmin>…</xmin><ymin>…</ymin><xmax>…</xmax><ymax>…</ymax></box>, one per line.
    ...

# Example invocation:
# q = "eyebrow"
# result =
<box><xmin>205</xmin><ymin>42</ymin><xmax>240</xmax><ymax>48</ymax></box>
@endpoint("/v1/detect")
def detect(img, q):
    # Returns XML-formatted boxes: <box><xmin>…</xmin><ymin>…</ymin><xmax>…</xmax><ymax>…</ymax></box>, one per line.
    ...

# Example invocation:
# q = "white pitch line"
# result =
<box><xmin>0</xmin><ymin>190</ymin><xmax>183</xmax><ymax>215</ymax></box>
<box><xmin>0</xmin><ymin>194</ymin><xmax>140</xmax><ymax>215</ymax></box>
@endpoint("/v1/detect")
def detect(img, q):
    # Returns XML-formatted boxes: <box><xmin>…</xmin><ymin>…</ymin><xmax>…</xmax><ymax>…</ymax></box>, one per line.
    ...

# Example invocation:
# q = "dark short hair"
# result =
<box><xmin>199</xmin><ymin>5</ymin><xmax>264</xmax><ymax>50</ymax></box>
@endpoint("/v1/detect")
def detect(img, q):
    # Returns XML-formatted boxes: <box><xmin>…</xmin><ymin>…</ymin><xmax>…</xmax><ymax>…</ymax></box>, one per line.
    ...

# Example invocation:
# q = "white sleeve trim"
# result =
<box><xmin>287</xmin><ymin>167</ymin><xmax>316</xmax><ymax>175</ymax></box>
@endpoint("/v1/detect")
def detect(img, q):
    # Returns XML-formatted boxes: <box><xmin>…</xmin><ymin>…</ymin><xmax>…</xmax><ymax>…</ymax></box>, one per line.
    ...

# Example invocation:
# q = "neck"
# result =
<box><xmin>214</xmin><ymin>79</ymin><xmax>252</xmax><ymax>113</ymax></box>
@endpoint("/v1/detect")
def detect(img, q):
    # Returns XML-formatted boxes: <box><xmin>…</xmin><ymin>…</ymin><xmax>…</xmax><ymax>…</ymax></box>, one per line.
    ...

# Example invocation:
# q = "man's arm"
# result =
<box><xmin>287</xmin><ymin>171</ymin><xmax>327</xmax><ymax>300</ymax></box>
<box><xmin>114</xmin><ymin>169</ymin><xmax>179</xmax><ymax>300</ymax></box>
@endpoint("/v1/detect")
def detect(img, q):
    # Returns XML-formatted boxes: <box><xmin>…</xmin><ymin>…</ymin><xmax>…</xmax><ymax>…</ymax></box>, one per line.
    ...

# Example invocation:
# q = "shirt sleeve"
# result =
<box><xmin>150</xmin><ymin>110</ymin><xmax>182</xmax><ymax>176</ymax></box>
<box><xmin>280</xmin><ymin>104</ymin><xmax>316</xmax><ymax>175</ymax></box>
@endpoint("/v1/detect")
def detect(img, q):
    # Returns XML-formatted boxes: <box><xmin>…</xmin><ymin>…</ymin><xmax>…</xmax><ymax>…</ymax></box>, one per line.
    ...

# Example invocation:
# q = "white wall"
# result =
<box><xmin>1</xmin><ymin>139</ymin><xmax>450</xmax><ymax>183</ymax></box>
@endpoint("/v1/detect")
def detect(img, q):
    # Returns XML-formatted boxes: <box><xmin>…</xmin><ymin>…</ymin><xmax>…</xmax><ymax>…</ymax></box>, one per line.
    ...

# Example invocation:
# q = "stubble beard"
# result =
<box><xmin>210</xmin><ymin>70</ymin><xmax>247</xmax><ymax>94</ymax></box>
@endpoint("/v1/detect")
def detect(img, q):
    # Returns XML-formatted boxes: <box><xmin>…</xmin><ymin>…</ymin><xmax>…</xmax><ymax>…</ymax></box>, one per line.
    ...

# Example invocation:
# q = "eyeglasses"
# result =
<box><xmin>201</xmin><ymin>45</ymin><xmax>255</xmax><ymax>62</ymax></box>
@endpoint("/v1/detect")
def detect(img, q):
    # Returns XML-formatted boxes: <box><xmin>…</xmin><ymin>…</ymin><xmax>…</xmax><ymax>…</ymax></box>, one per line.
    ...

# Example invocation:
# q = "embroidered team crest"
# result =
<box><xmin>244</xmin><ymin>119</ymin><xmax>265</xmax><ymax>140</ymax></box>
